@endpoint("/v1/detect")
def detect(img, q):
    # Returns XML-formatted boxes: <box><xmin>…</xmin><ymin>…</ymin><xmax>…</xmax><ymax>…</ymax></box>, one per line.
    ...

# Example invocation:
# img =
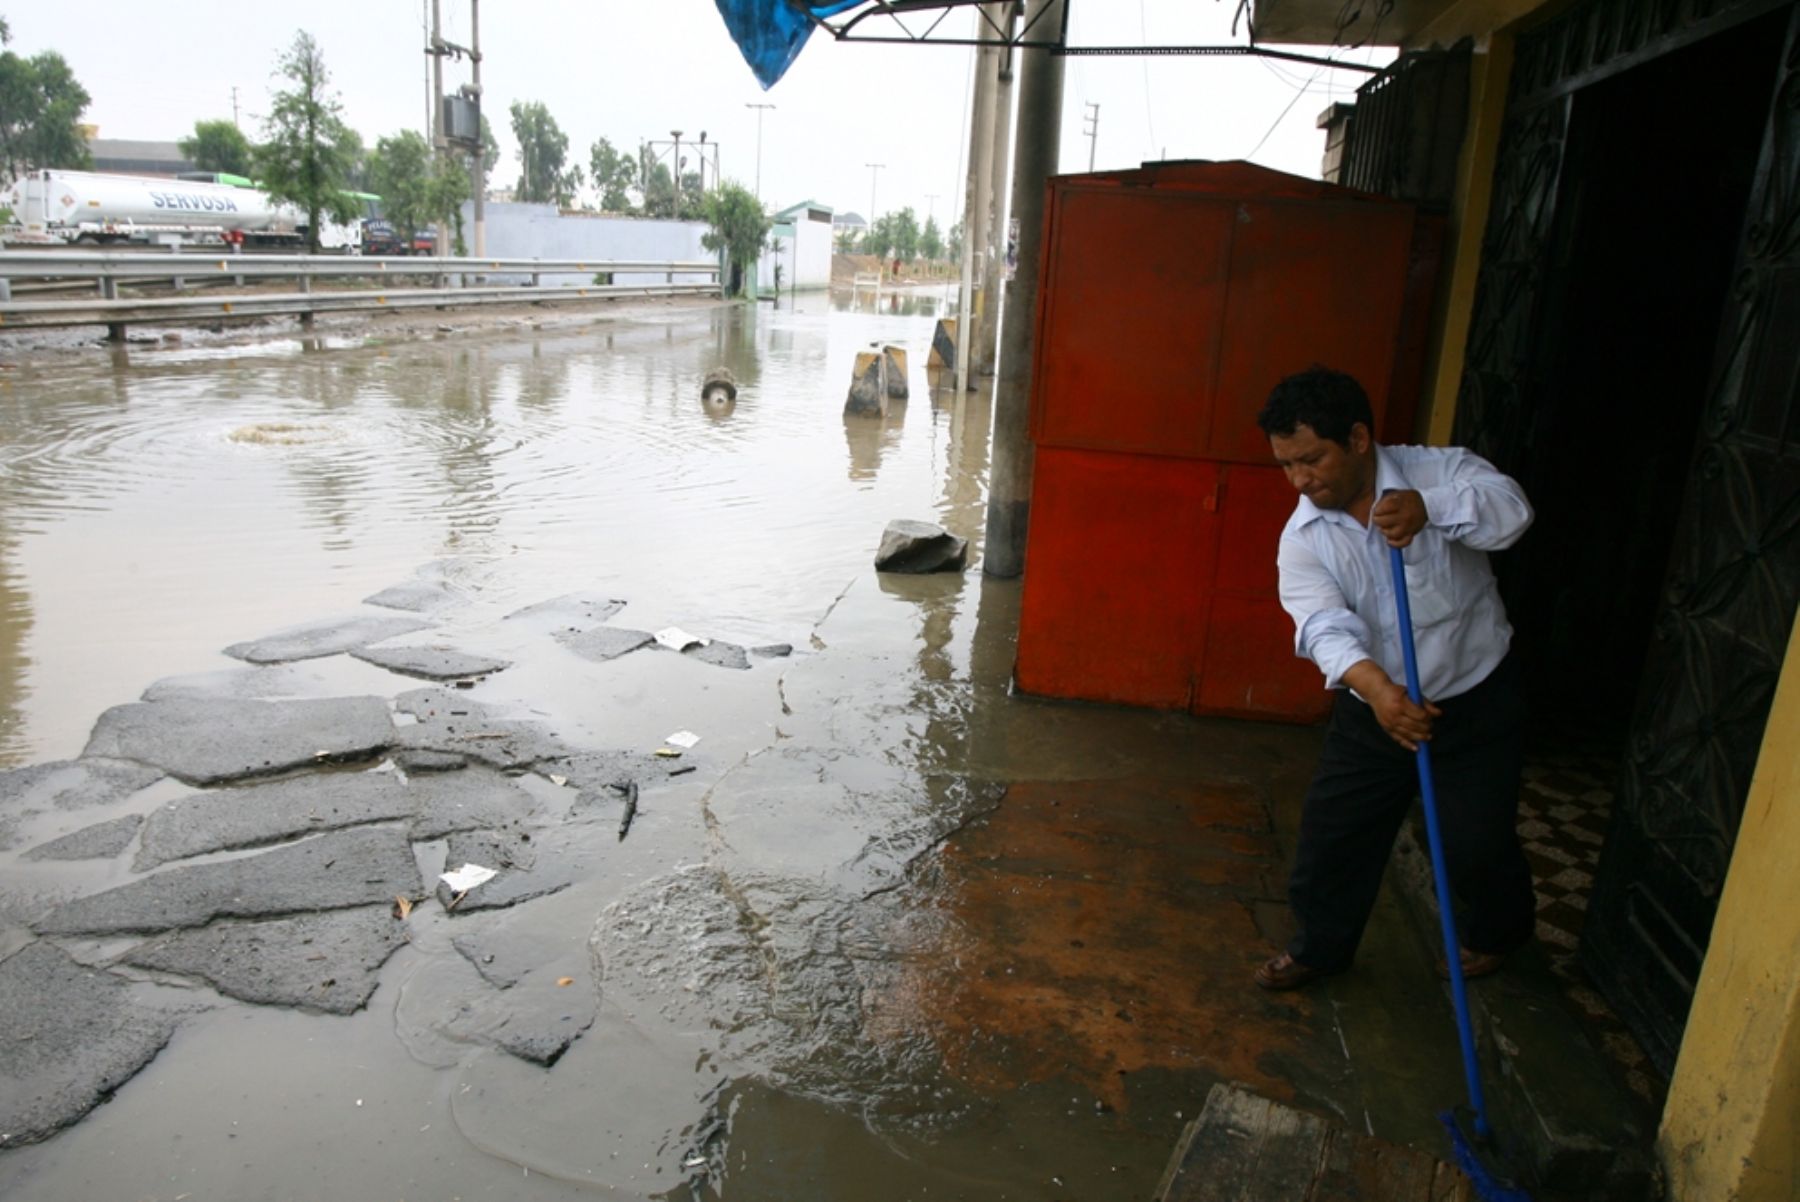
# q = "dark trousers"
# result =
<box><xmin>1287</xmin><ymin>654</ymin><xmax>1535</xmax><ymax>971</ymax></box>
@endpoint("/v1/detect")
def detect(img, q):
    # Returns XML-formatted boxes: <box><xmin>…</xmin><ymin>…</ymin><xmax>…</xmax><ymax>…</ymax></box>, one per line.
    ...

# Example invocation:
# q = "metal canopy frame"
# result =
<box><xmin>810</xmin><ymin>0</ymin><xmax>1381</xmax><ymax>73</ymax></box>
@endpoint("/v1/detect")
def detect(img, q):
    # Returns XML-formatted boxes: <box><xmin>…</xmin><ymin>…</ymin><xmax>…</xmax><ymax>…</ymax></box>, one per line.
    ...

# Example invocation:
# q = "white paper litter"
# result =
<box><xmin>665</xmin><ymin>730</ymin><xmax>701</xmax><ymax>749</ymax></box>
<box><xmin>654</xmin><ymin>626</ymin><xmax>710</xmax><ymax>651</ymax></box>
<box><xmin>439</xmin><ymin>863</ymin><xmax>497</xmax><ymax>892</ymax></box>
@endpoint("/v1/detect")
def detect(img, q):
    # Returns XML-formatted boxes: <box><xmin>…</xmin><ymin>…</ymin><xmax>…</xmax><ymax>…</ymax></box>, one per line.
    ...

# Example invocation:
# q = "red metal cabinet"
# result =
<box><xmin>1015</xmin><ymin>161</ymin><xmax>1437</xmax><ymax>722</ymax></box>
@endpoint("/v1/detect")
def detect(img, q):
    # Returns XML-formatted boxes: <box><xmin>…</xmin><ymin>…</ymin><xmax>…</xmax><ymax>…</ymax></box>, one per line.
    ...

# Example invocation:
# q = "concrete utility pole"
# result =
<box><xmin>865</xmin><ymin>162</ymin><xmax>885</xmax><ymax>232</ymax></box>
<box><xmin>671</xmin><ymin>131</ymin><xmax>683</xmax><ymax>219</ymax></box>
<box><xmin>747</xmin><ymin>102</ymin><xmax>775</xmax><ymax>205</ymax></box>
<box><xmin>431</xmin><ymin>0</ymin><xmax>448</xmax><ymax>258</ymax></box>
<box><xmin>955</xmin><ymin>9</ymin><xmax>1001</xmax><ymax>394</ymax></box>
<box><xmin>471</xmin><ymin>0</ymin><xmax>484</xmax><ymax>255</ymax></box>
<box><xmin>985</xmin><ymin>0</ymin><xmax>1065</xmax><ymax>579</ymax></box>
<box><xmin>977</xmin><ymin>4</ymin><xmax>1019</xmax><ymax>376</ymax></box>
<box><xmin>1084</xmin><ymin>102</ymin><xmax>1100</xmax><ymax>172</ymax></box>
<box><xmin>231</xmin><ymin>86</ymin><xmax>240</xmax><ymax>129</ymax></box>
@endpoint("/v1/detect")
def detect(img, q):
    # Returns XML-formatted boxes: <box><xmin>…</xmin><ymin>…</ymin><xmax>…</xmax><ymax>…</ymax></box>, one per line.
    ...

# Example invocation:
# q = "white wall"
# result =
<box><xmin>755</xmin><ymin>208</ymin><xmax>833</xmax><ymax>293</ymax></box>
<box><xmin>457</xmin><ymin>201</ymin><xmax>718</xmax><ymax>287</ymax></box>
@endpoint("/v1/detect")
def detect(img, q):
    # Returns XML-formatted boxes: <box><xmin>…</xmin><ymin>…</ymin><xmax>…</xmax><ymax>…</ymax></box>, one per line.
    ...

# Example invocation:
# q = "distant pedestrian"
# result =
<box><xmin>1253</xmin><ymin>366</ymin><xmax>1537</xmax><ymax>990</ymax></box>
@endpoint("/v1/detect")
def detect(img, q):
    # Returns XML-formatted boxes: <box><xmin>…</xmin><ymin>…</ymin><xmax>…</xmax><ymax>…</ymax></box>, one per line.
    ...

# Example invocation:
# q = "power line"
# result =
<box><xmin>1243</xmin><ymin>64</ymin><xmax>1323</xmax><ymax>161</ymax></box>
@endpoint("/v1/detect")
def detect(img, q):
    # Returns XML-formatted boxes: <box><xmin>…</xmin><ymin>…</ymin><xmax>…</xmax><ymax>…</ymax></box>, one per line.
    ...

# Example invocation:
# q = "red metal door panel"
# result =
<box><xmin>1203</xmin><ymin>200</ymin><xmax>1415</xmax><ymax>465</ymax></box>
<box><xmin>1032</xmin><ymin>189</ymin><xmax>1236</xmax><ymax>458</ymax></box>
<box><xmin>1193</xmin><ymin>465</ymin><xmax>1330</xmax><ymax>721</ymax></box>
<box><xmin>1017</xmin><ymin>448</ymin><xmax>1219</xmax><ymax>708</ymax></box>
<box><xmin>1193</xmin><ymin>595</ymin><xmax>1332</xmax><ymax>721</ymax></box>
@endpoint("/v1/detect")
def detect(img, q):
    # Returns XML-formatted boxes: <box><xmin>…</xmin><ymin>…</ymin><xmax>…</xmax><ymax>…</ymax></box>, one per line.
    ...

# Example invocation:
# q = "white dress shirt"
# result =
<box><xmin>1275</xmin><ymin>444</ymin><xmax>1534</xmax><ymax>702</ymax></box>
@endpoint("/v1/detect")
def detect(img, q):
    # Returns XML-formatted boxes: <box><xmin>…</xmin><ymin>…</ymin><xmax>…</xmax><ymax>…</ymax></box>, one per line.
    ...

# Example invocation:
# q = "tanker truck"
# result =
<box><xmin>1</xmin><ymin>168</ymin><xmax>361</xmax><ymax>251</ymax></box>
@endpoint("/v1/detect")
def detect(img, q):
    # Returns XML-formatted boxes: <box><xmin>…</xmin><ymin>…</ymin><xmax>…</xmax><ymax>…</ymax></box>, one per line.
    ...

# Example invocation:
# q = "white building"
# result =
<box><xmin>757</xmin><ymin>199</ymin><xmax>834</xmax><ymax>294</ymax></box>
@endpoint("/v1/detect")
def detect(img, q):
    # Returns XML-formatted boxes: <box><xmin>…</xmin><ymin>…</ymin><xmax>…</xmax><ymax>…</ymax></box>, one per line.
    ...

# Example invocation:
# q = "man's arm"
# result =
<box><xmin>1371</xmin><ymin>448</ymin><xmax>1533</xmax><ymax>550</ymax></box>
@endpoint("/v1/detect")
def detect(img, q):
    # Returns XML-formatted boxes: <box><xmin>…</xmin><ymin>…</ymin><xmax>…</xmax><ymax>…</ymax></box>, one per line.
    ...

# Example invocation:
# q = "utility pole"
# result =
<box><xmin>746</xmin><ymin>102</ymin><xmax>775</xmax><ymax>206</ymax></box>
<box><xmin>231</xmin><ymin>87</ymin><xmax>240</xmax><ymax>129</ymax></box>
<box><xmin>671</xmin><ymin>131</ymin><xmax>683</xmax><ymax>219</ymax></box>
<box><xmin>469</xmin><ymin>0</ymin><xmax>484</xmax><ymax>255</ymax></box>
<box><xmin>978</xmin><ymin>3</ymin><xmax>1019</xmax><ymax>376</ymax></box>
<box><xmin>865</xmin><ymin>162</ymin><xmax>885</xmax><ymax>232</ymax></box>
<box><xmin>986</xmin><ymin>0</ymin><xmax>1066</xmax><ymax>578</ymax></box>
<box><xmin>955</xmin><ymin>10</ymin><xmax>1000</xmax><ymax>394</ymax></box>
<box><xmin>430</xmin><ymin>0</ymin><xmax>447</xmax><ymax>257</ymax></box>
<box><xmin>1083</xmin><ymin>102</ymin><xmax>1100</xmax><ymax>172</ymax></box>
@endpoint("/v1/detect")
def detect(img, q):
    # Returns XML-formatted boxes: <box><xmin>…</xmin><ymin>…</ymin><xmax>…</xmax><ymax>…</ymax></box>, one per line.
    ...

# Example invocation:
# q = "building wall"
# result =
<box><xmin>755</xmin><ymin>208</ymin><xmax>833</xmax><ymax>292</ymax></box>
<box><xmin>457</xmin><ymin>201</ymin><xmax>716</xmax><ymax>287</ymax></box>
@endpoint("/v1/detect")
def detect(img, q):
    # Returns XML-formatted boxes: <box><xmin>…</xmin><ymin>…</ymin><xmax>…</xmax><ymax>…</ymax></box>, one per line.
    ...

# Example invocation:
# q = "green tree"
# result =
<box><xmin>254</xmin><ymin>31</ymin><xmax>360</xmax><ymax>253</ymax></box>
<box><xmin>864</xmin><ymin>213</ymin><xmax>896</xmax><ymax>260</ymax></box>
<box><xmin>641</xmin><ymin>157</ymin><xmax>676</xmax><ymax>218</ymax></box>
<box><xmin>589</xmin><ymin>136</ymin><xmax>637</xmax><ymax>213</ymax></box>
<box><xmin>474</xmin><ymin>112</ymin><xmax>499</xmax><ymax>193</ymax></box>
<box><xmin>179</xmin><ymin>118</ymin><xmax>254</xmax><ymax>176</ymax></box>
<box><xmin>0</xmin><ymin>30</ymin><xmax>92</xmax><ymax>179</ymax></box>
<box><xmin>920</xmin><ymin>215</ymin><xmax>944</xmax><ymax>261</ymax></box>
<box><xmin>369</xmin><ymin>128</ymin><xmax>467</xmax><ymax>246</ymax></box>
<box><xmin>834</xmin><ymin>225</ymin><xmax>859</xmax><ymax>254</ymax></box>
<box><xmin>890</xmin><ymin>206</ymin><xmax>920</xmax><ymax>261</ymax></box>
<box><xmin>947</xmin><ymin>219</ymin><xmax>964</xmax><ymax>261</ymax></box>
<box><xmin>509</xmin><ymin>100</ymin><xmax>578</xmax><ymax>206</ymax></box>
<box><xmin>700</xmin><ymin>181</ymin><xmax>771</xmax><ymax>297</ymax></box>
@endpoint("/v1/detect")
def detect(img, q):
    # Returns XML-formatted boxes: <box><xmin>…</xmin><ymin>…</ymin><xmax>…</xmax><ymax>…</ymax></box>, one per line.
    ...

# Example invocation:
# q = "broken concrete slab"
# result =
<box><xmin>503</xmin><ymin>593</ymin><xmax>627</xmax><ymax>629</ymax></box>
<box><xmin>0</xmin><ymin>757</ymin><xmax>164</xmax><ymax>813</ymax></box>
<box><xmin>123</xmin><ymin>906</ymin><xmax>407</xmax><ymax>1015</ymax></box>
<box><xmin>538</xmin><ymin>749</ymin><xmax>694</xmax><ymax>795</ymax></box>
<box><xmin>363</xmin><ymin>581</ymin><xmax>456</xmax><ymax>613</ymax></box>
<box><xmin>435</xmin><ymin>829</ymin><xmax>579</xmax><ymax>914</ymax></box>
<box><xmin>0</xmin><ymin>941</ymin><xmax>189</xmax><ymax>1148</ymax></box>
<box><xmin>453</xmin><ymin>928</ymin><xmax>540</xmax><ymax>989</ymax></box>
<box><xmin>83</xmin><ymin>696</ymin><xmax>396</xmax><ymax>786</ymax></box>
<box><xmin>141</xmin><ymin>664</ymin><xmax>319</xmax><ymax>703</ymax></box>
<box><xmin>350</xmin><ymin>644</ymin><xmax>512</xmax><ymax>681</ymax></box>
<box><xmin>752</xmin><ymin>644</ymin><xmax>794</xmax><ymax>659</ymax></box>
<box><xmin>135</xmin><ymin>771</ymin><xmax>417</xmax><ymax>869</ymax></box>
<box><xmin>676</xmin><ymin>639</ymin><xmax>751</xmax><ymax>671</ymax></box>
<box><xmin>556</xmin><ymin>626</ymin><xmax>654</xmax><ymax>663</ymax></box>
<box><xmin>223</xmin><ymin>614</ymin><xmax>434</xmax><ymax>664</ymax></box>
<box><xmin>133</xmin><ymin>767</ymin><xmax>539</xmax><ymax>868</ymax></box>
<box><xmin>394</xmin><ymin>749</ymin><xmax>467</xmax><ymax>774</ymax></box>
<box><xmin>875</xmin><ymin>519</ymin><xmax>969</xmax><ymax>574</ymax></box>
<box><xmin>25</xmin><ymin>814</ymin><xmax>143</xmax><ymax>862</ymax></box>
<box><xmin>36</xmin><ymin>827</ymin><xmax>422</xmax><ymax>937</ymax></box>
<box><xmin>429</xmin><ymin>959</ymin><xmax>598</xmax><ymax>1067</ymax></box>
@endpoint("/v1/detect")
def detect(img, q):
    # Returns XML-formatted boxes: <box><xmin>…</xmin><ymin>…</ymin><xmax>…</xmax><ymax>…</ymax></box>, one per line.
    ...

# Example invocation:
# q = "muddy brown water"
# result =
<box><xmin>0</xmin><ymin>291</ymin><xmax>1328</xmax><ymax>1200</ymax></box>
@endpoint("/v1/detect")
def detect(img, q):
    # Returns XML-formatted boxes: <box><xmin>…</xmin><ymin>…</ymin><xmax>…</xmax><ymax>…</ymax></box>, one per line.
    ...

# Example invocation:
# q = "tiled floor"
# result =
<box><xmin>1517</xmin><ymin>741</ymin><xmax>1666</xmax><ymax>1109</ymax></box>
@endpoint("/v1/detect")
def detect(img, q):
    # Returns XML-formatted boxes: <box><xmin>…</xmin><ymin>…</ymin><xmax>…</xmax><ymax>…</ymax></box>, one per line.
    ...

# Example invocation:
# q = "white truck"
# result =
<box><xmin>2</xmin><ymin>168</ymin><xmax>361</xmax><ymax>251</ymax></box>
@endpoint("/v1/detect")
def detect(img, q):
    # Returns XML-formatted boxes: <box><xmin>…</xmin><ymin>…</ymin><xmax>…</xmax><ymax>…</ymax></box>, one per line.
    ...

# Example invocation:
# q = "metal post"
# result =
<box><xmin>671</xmin><ymin>131</ymin><xmax>683</xmax><ymax>219</ymax></box>
<box><xmin>985</xmin><ymin>0</ymin><xmax>1064</xmax><ymax>580</ymax></box>
<box><xmin>1084</xmin><ymin>102</ymin><xmax>1100</xmax><ymax>172</ymax></box>
<box><xmin>978</xmin><ymin>4</ymin><xmax>1018</xmax><ymax>376</ymax></box>
<box><xmin>955</xmin><ymin>12</ymin><xmax>1000</xmax><ymax>394</ymax></box>
<box><xmin>747</xmin><ymin>102</ymin><xmax>774</xmax><ymax>205</ymax></box>
<box><xmin>471</xmin><ymin>0</ymin><xmax>485</xmax><ymax>256</ymax></box>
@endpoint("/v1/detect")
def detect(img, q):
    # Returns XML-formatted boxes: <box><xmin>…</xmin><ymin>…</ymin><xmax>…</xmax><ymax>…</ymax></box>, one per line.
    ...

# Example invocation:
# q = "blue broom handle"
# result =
<box><xmin>1389</xmin><ymin>543</ymin><xmax>1493</xmax><ymax>1139</ymax></box>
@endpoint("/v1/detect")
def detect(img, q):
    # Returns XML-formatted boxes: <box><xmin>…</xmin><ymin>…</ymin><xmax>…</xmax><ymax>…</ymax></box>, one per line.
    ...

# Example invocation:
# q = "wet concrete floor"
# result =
<box><xmin>0</xmin><ymin>291</ymin><xmax>1471</xmax><ymax>1199</ymax></box>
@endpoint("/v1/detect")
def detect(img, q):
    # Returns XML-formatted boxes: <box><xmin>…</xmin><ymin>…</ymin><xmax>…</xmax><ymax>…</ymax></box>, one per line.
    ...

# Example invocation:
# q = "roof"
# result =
<box><xmin>832</xmin><ymin>211</ymin><xmax>867</xmax><ymax>228</ymax></box>
<box><xmin>774</xmin><ymin>199</ymin><xmax>834</xmax><ymax>220</ymax></box>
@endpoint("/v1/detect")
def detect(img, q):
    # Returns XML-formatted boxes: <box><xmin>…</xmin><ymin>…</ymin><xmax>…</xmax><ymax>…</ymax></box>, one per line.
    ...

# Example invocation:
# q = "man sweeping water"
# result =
<box><xmin>1253</xmin><ymin>366</ymin><xmax>1537</xmax><ymax>992</ymax></box>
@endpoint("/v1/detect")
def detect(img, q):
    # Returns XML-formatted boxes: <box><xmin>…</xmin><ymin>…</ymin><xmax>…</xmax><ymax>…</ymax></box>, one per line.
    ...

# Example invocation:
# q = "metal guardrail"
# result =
<box><xmin>0</xmin><ymin>250</ymin><xmax>724</xmax><ymax>333</ymax></box>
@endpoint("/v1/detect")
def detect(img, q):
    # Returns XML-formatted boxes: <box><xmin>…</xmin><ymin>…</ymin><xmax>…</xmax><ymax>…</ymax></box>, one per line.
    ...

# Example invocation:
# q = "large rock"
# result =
<box><xmin>123</xmin><ymin>907</ymin><xmax>407</xmax><ymax>1015</ymax></box>
<box><xmin>223</xmin><ymin>614</ymin><xmax>434</xmax><ymax>664</ymax></box>
<box><xmin>874</xmin><ymin>519</ymin><xmax>969</xmax><ymax>574</ymax></box>
<box><xmin>0</xmin><ymin>941</ymin><xmax>188</xmax><ymax>1147</ymax></box>
<box><xmin>36</xmin><ymin>827</ymin><xmax>422</xmax><ymax>936</ymax></box>
<box><xmin>83</xmin><ymin>696</ymin><xmax>396</xmax><ymax>786</ymax></box>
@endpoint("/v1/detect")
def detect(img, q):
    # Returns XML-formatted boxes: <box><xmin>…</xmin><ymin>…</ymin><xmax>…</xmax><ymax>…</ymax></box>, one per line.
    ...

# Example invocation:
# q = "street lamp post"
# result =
<box><xmin>746</xmin><ymin>102</ymin><xmax>775</xmax><ymax>205</ymax></box>
<box><xmin>865</xmin><ymin>161</ymin><xmax>885</xmax><ymax>243</ymax></box>
<box><xmin>671</xmin><ymin>130</ymin><xmax>683</xmax><ymax>219</ymax></box>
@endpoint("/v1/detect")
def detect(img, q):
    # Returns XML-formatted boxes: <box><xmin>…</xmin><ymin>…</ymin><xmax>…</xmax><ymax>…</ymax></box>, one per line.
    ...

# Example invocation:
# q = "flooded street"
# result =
<box><xmin>0</xmin><ymin>294</ymin><xmax>1383</xmax><ymax>1201</ymax></box>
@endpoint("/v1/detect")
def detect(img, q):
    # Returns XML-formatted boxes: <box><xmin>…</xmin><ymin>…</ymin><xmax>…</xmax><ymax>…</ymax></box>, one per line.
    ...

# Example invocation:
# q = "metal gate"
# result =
<box><xmin>1453</xmin><ymin>0</ymin><xmax>1800</xmax><ymax>1071</ymax></box>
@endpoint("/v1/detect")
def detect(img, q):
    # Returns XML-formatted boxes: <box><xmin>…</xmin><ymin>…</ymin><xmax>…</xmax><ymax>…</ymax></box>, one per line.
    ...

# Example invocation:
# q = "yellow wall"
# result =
<box><xmin>1660</xmin><ymin>610</ymin><xmax>1800</xmax><ymax>1200</ymax></box>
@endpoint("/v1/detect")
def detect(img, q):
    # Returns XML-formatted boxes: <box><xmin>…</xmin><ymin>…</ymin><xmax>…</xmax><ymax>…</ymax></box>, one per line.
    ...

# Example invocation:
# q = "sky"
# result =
<box><xmin>5</xmin><ymin>1</ymin><xmax>1392</xmax><ymax>228</ymax></box>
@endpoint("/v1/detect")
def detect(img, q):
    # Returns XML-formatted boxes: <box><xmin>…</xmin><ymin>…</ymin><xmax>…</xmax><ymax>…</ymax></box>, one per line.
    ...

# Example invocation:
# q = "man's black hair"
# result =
<box><xmin>1256</xmin><ymin>367</ymin><xmax>1376</xmax><ymax>447</ymax></box>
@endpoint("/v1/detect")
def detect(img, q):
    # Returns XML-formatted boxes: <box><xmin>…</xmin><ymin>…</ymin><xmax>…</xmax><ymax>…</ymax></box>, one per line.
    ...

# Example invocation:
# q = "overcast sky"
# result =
<box><xmin>6</xmin><ymin>1</ymin><xmax>1391</xmax><ymax>226</ymax></box>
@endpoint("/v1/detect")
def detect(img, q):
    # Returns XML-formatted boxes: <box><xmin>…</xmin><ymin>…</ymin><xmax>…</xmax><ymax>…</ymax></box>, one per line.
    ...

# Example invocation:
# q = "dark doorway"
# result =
<box><xmin>1500</xmin><ymin>10</ymin><xmax>1786</xmax><ymax>731</ymax></box>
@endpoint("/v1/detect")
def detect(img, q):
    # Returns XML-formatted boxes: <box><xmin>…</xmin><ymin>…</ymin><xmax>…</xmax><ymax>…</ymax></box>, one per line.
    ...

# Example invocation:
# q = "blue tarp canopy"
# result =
<box><xmin>714</xmin><ymin>0</ymin><xmax>868</xmax><ymax>89</ymax></box>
